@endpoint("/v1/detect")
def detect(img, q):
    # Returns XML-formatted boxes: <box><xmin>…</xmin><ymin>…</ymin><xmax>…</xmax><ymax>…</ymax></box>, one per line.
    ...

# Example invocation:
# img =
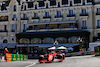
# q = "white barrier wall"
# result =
<box><xmin>89</xmin><ymin>42</ymin><xmax>100</xmax><ymax>51</ymax></box>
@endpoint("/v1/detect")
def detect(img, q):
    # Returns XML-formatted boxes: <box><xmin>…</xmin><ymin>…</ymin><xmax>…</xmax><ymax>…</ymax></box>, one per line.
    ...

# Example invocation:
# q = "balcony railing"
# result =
<box><xmin>11</xmin><ymin>30</ymin><xmax>15</xmax><ymax>32</ymax></box>
<box><xmin>55</xmin><ymin>15</ymin><xmax>63</xmax><ymax>18</ymax></box>
<box><xmin>21</xmin><ymin>18</ymin><xmax>28</xmax><ymax>20</ymax></box>
<box><xmin>27</xmin><ymin>26</ymin><xmax>77</xmax><ymax>30</ymax></box>
<box><xmin>96</xmin><ymin>13</ymin><xmax>100</xmax><ymax>15</ymax></box>
<box><xmin>0</xmin><ymin>19</ymin><xmax>8</xmax><ymax>22</ymax></box>
<box><xmin>23</xmin><ymin>30</ymin><xmax>26</xmax><ymax>32</ymax></box>
<box><xmin>32</xmin><ymin>17</ymin><xmax>39</xmax><ymax>19</ymax></box>
<box><xmin>43</xmin><ymin>16</ymin><xmax>51</xmax><ymax>19</ymax></box>
<box><xmin>12</xmin><ymin>18</ymin><xmax>17</xmax><ymax>21</ymax></box>
<box><xmin>82</xmin><ymin>27</ymin><xmax>87</xmax><ymax>29</ymax></box>
<box><xmin>80</xmin><ymin>13</ymin><xmax>88</xmax><ymax>16</ymax></box>
<box><xmin>97</xmin><ymin>26</ymin><xmax>100</xmax><ymax>28</ymax></box>
<box><xmin>67</xmin><ymin>14</ymin><xmax>75</xmax><ymax>17</ymax></box>
<box><xmin>0</xmin><ymin>30</ymin><xmax>8</xmax><ymax>32</ymax></box>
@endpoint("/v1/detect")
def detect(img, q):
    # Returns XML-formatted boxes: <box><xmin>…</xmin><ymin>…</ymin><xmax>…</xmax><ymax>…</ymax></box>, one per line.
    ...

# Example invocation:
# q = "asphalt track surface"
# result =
<box><xmin>1</xmin><ymin>55</ymin><xmax>100</xmax><ymax>67</ymax></box>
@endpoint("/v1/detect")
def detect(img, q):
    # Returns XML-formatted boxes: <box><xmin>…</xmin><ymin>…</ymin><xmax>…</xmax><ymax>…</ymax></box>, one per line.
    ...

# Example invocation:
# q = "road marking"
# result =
<box><xmin>25</xmin><ymin>63</ymin><xmax>36</xmax><ymax>67</ymax></box>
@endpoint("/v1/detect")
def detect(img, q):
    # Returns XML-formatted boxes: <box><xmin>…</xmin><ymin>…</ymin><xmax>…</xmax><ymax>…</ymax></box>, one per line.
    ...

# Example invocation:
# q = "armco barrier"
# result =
<box><xmin>65</xmin><ymin>51</ymin><xmax>93</xmax><ymax>57</ymax></box>
<box><xmin>6</xmin><ymin>53</ymin><xmax>28</xmax><ymax>62</ymax></box>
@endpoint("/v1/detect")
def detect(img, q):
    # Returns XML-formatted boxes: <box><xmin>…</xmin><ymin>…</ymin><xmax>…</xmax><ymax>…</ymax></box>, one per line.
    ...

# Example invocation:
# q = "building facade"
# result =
<box><xmin>0</xmin><ymin>0</ymin><xmax>100</xmax><ymax>55</ymax></box>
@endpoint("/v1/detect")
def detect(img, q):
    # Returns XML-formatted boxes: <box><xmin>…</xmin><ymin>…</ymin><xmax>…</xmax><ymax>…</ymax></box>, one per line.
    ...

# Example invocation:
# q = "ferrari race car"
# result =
<box><xmin>39</xmin><ymin>50</ymin><xmax>65</xmax><ymax>63</ymax></box>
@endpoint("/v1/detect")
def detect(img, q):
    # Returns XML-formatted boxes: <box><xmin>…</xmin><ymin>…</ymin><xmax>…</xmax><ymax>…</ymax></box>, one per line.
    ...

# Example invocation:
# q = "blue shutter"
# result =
<box><xmin>24</xmin><ymin>14</ymin><xmax>27</xmax><ymax>19</ymax></box>
<box><xmin>13</xmin><ymin>15</ymin><xmax>16</xmax><ymax>18</ymax></box>
<box><xmin>82</xmin><ymin>9</ymin><xmax>86</xmax><ymax>14</ymax></box>
<box><xmin>72</xmin><ymin>10</ymin><xmax>73</xmax><ymax>15</ymax></box>
<box><xmin>97</xmin><ymin>8</ymin><xmax>100</xmax><ymax>13</ymax></box>
<box><xmin>46</xmin><ymin>12</ymin><xmax>49</xmax><ymax>17</ymax></box>
<box><xmin>46</xmin><ymin>4</ymin><xmax>48</xmax><ymax>7</ymax></box>
<box><xmin>83</xmin><ymin>0</ymin><xmax>85</xmax><ymax>4</ymax></box>
<box><xmin>34</xmin><ymin>13</ymin><xmax>38</xmax><ymax>18</ymax></box>
<box><xmin>70</xmin><ymin>1</ymin><xmax>72</xmax><ymax>5</ymax></box>
<box><xmin>85</xmin><ymin>21</ymin><xmax>86</xmax><ymax>27</ymax></box>
<box><xmin>12</xmin><ymin>24</ymin><xmax>15</xmax><ymax>30</ymax></box>
<box><xmin>14</xmin><ymin>5</ymin><xmax>16</xmax><ymax>11</ymax></box>
<box><xmin>58</xmin><ymin>2</ymin><xmax>60</xmax><ymax>6</ymax></box>
<box><xmin>82</xmin><ymin>21</ymin><xmax>84</xmax><ymax>27</ymax></box>
<box><xmin>98</xmin><ymin>20</ymin><xmax>100</xmax><ymax>27</ymax></box>
<box><xmin>24</xmin><ymin>24</ymin><xmax>27</xmax><ymax>30</ymax></box>
<box><xmin>69</xmin><ymin>10</ymin><xmax>71</xmax><ymax>15</ymax></box>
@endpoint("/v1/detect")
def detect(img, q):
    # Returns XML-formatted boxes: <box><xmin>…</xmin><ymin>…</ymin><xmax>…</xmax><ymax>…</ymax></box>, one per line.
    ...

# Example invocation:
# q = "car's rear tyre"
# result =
<box><xmin>59</xmin><ymin>58</ymin><xmax>63</xmax><ymax>62</ymax></box>
<box><xmin>63</xmin><ymin>55</ymin><xmax>65</xmax><ymax>60</ymax></box>
<box><xmin>52</xmin><ymin>57</ymin><xmax>54</xmax><ymax>61</ymax></box>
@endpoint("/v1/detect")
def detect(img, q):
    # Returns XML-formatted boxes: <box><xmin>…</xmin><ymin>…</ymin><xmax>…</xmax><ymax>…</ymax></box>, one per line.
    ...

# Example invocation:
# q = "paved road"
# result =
<box><xmin>1</xmin><ymin>55</ymin><xmax>100</xmax><ymax>67</ymax></box>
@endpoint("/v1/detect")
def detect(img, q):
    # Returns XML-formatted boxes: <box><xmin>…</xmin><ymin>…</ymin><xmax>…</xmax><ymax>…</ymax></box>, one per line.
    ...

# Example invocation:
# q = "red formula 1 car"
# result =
<box><xmin>39</xmin><ymin>50</ymin><xmax>65</xmax><ymax>63</ymax></box>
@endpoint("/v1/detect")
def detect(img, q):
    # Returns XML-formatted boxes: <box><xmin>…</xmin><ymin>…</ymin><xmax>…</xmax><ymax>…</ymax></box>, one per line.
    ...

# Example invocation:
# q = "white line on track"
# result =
<box><xmin>25</xmin><ymin>63</ymin><xmax>36</xmax><ymax>67</ymax></box>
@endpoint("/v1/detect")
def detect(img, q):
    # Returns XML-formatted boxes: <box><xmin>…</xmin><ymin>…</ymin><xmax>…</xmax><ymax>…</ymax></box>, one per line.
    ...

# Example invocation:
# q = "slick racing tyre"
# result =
<box><xmin>59</xmin><ymin>58</ymin><xmax>63</xmax><ymax>62</ymax></box>
<box><xmin>63</xmin><ymin>55</ymin><xmax>65</xmax><ymax>60</ymax></box>
<box><xmin>52</xmin><ymin>57</ymin><xmax>54</xmax><ymax>61</ymax></box>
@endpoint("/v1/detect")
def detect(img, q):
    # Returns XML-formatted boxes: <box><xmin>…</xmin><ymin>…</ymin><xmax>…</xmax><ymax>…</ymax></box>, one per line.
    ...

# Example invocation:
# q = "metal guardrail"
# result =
<box><xmin>65</xmin><ymin>51</ymin><xmax>92</xmax><ymax>57</ymax></box>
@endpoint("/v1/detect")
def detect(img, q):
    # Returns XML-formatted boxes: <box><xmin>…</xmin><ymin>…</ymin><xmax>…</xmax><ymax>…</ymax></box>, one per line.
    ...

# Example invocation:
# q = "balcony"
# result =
<box><xmin>55</xmin><ymin>15</ymin><xmax>63</xmax><ymax>21</ymax></box>
<box><xmin>12</xmin><ymin>18</ymin><xmax>17</xmax><ymax>21</ymax></box>
<box><xmin>32</xmin><ymin>17</ymin><xmax>39</xmax><ymax>19</ymax></box>
<box><xmin>0</xmin><ymin>19</ymin><xmax>8</xmax><ymax>22</ymax></box>
<box><xmin>96</xmin><ymin>13</ymin><xmax>100</xmax><ymax>15</ymax></box>
<box><xmin>67</xmin><ymin>14</ymin><xmax>75</xmax><ymax>17</ymax></box>
<box><xmin>23</xmin><ymin>30</ymin><xmax>26</xmax><ymax>32</ymax></box>
<box><xmin>80</xmin><ymin>14</ymin><xmax>88</xmax><ymax>16</ymax></box>
<box><xmin>26</xmin><ymin>26</ymin><xmax>78</xmax><ymax>32</ymax></box>
<box><xmin>21</xmin><ymin>18</ymin><xmax>28</xmax><ymax>20</ymax></box>
<box><xmin>11</xmin><ymin>30</ymin><xmax>15</xmax><ymax>32</ymax></box>
<box><xmin>97</xmin><ymin>26</ymin><xmax>100</xmax><ymax>28</ymax></box>
<box><xmin>0</xmin><ymin>30</ymin><xmax>8</xmax><ymax>32</ymax></box>
<box><xmin>82</xmin><ymin>27</ymin><xmax>87</xmax><ymax>29</ymax></box>
<box><xmin>43</xmin><ymin>16</ymin><xmax>51</xmax><ymax>19</ymax></box>
<box><xmin>55</xmin><ymin>15</ymin><xmax>63</xmax><ymax>18</ymax></box>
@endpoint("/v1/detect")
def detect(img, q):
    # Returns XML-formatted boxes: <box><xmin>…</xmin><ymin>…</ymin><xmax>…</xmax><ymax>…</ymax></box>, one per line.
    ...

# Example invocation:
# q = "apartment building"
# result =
<box><xmin>0</xmin><ymin>0</ymin><xmax>100</xmax><ymax>55</ymax></box>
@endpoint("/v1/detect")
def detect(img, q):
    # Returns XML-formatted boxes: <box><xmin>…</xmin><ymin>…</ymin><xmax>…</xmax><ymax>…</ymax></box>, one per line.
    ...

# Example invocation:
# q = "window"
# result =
<box><xmin>31</xmin><ymin>38</ymin><xmax>41</xmax><ymax>44</ymax></box>
<box><xmin>24</xmin><ymin>24</ymin><xmax>27</xmax><ymax>30</ymax></box>
<box><xmin>19</xmin><ymin>38</ymin><xmax>30</xmax><ymax>44</ymax></box>
<box><xmin>34</xmin><ymin>25</ymin><xmax>38</xmax><ymax>30</ymax></box>
<box><xmin>82</xmin><ymin>9</ymin><xmax>86</xmax><ymax>14</ymax></box>
<box><xmin>68</xmin><ymin>36</ymin><xmax>78</xmax><ymax>43</ymax></box>
<box><xmin>58</xmin><ymin>2</ymin><xmax>60</xmax><ymax>7</ymax></box>
<box><xmin>4</xmin><ymin>25</ymin><xmax>7</xmax><ymax>31</ymax></box>
<box><xmin>24</xmin><ymin>14</ymin><xmax>27</xmax><ymax>19</ymax></box>
<box><xmin>46</xmin><ymin>3</ymin><xmax>48</xmax><ymax>8</ymax></box>
<box><xmin>24</xmin><ymin>6</ymin><xmax>26</xmax><ymax>10</ymax></box>
<box><xmin>14</xmin><ymin>5</ymin><xmax>16</xmax><ymax>11</ymax></box>
<box><xmin>57</xmin><ymin>24</ymin><xmax>61</xmax><ymax>28</ymax></box>
<box><xmin>56</xmin><ymin>37</ymin><xmax>67</xmax><ymax>43</ymax></box>
<box><xmin>97</xmin><ymin>8</ymin><xmax>100</xmax><ymax>14</ymax></box>
<box><xmin>34</xmin><ymin>13</ymin><xmax>38</xmax><ymax>18</ymax></box>
<box><xmin>97</xmin><ymin>20</ymin><xmax>100</xmax><ymax>27</ymax></box>
<box><xmin>70</xmin><ymin>1</ymin><xmax>72</xmax><ymax>6</ymax></box>
<box><xmin>13</xmin><ymin>14</ymin><xmax>17</xmax><ymax>20</ymax></box>
<box><xmin>12</xmin><ymin>24</ymin><xmax>15</xmax><ymax>31</ymax></box>
<box><xmin>44</xmin><ymin>38</ymin><xmax>54</xmax><ymax>44</ymax></box>
<box><xmin>13</xmin><ymin>15</ymin><xmax>16</xmax><ymax>18</ymax></box>
<box><xmin>46</xmin><ymin>24</ymin><xmax>49</xmax><ymax>29</ymax></box>
<box><xmin>74</xmin><ymin>0</ymin><xmax>81</xmax><ymax>4</ymax></box>
<box><xmin>57</xmin><ymin>11</ymin><xmax>61</xmax><ymax>17</ymax></box>
<box><xmin>82</xmin><ymin>20</ymin><xmax>87</xmax><ymax>28</ymax></box>
<box><xmin>69</xmin><ymin>10</ymin><xmax>73</xmax><ymax>15</ymax></box>
<box><xmin>83</xmin><ymin>0</ymin><xmax>85</xmax><ymax>5</ymax></box>
<box><xmin>35</xmin><ymin>5</ymin><xmax>37</xmax><ymax>9</ymax></box>
<box><xmin>45</xmin><ymin>12</ymin><xmax>49</xmax><ymax>17</ymax></box>
<box><xmin>3</xmin><ymin>39</ymin><xmax>8</xmax><ymax>43</ymax></box>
